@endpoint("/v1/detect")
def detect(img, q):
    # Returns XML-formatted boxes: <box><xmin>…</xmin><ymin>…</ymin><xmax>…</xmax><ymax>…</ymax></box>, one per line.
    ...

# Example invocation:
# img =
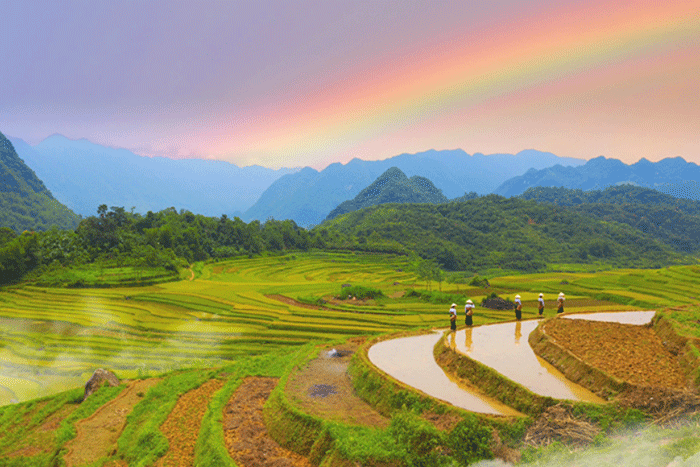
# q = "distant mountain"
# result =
<box><xmin>0</xmin><ymin>131</ymin><xmax>79</xmax><ymax>232</ymax></box>
<box><xmin>245</xmin><ymin>149</ymin><xmax>585</xmax><ymax>227</ymax></box>
<box><xmin>325</xmin><ymin>167</ymin><xmax>448</xmax><ymax>221</ymax></box>
<box><xmin>10</xmin><ymin>135</ymin><xmax>299</xmax><ymax>217</ymax></box>
<box><xmin>494</xmin><ymin>156</ymin><xmax>700</xmax><ymax>198</ymax></box>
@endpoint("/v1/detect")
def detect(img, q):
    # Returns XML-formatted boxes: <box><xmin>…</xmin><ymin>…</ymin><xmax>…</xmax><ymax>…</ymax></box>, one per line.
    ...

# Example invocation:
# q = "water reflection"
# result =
<box><xmin>368</xmin><ymin>333</ymin><xmax>521</xmax><ymax>416</ymax></box>
<box><xmin>464</xmin><ymin>326</ymin><xmax>473</xmax><ymax>352</ymax></box>
<box><xmin>563</xmin><ymin>311</ymin><xmax>655</xmax><ymax>325</ymax></box>
<box><xmin>453</xmin><ymin>321</ymin><xmax>604</xmax><ymax>403</ymax></box>
<box><xmin>447</xmin><ymin>330</ymin><xmax>456</xmax><ymax>351</ymax></box>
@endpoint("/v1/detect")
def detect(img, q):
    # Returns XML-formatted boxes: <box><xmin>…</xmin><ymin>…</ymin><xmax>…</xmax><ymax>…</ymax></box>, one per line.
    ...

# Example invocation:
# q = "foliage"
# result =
<box><xmin>339</xmin><ymin>285</ymin><xmax>385</xmax><ymax>300</ymax></box>
<box><xmin>446</xmin><ymin>415</ymin><xmax>494</xmax><ymax>465</ymax></box>
<box><xmin>405</xmin><ymin>289</ymin><xmax>466</xmax><ymax>305</ymax></box>
<box><xmin>0</xmin><ymin>131</ymin><xmax>80</xmax><ymax>234</ymax></box>
<box><xmin>326</xmin><ymin>167</ymin><xmax>448</xmax><ymax>221</ymax></box>
<box><xmin>318</xmin><ymin>194</ymin><xmax>686</xmax><ymax>273</ymax></box>
<box><xmin>521</xmin><ymin>185</ymin><xmax>700</xmax><ymax>254</ymax></box>
<box><xmin>0</xmin><ymin>205</ymin><xmax>315</xmax><ymax>286</ymax></box>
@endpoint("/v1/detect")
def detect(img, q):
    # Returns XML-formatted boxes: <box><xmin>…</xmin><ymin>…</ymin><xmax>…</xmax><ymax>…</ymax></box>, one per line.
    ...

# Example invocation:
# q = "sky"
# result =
<box><xmin>1</xmin><ymin>0</ymin><xmax>698</xmax><ymax>169</ymax></box>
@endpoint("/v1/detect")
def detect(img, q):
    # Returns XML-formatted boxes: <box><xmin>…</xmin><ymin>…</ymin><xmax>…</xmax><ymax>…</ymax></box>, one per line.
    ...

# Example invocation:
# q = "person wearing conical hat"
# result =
<box><xmin>449</xmin><ymin>303</ymin><xmax>457</xmax><ymax>331</ymax></box>
<box><xmin>514</xmin><ymin>294</ymin><xmax>522</xmax><ymax>320</ymax></box>
<box><xmin>537</xmin><ymin>293</ymin><xmax>545</xmax><ymax>317</ymax></box>
<box><xmin>465</xmin><ymin>299</ymin><xmax>475</xmax><ymax>327</ymax></box>
<box><xmin>557</xmin><ymin>292</ymin><xmax>565</xmax><ymax>314</ymax></box>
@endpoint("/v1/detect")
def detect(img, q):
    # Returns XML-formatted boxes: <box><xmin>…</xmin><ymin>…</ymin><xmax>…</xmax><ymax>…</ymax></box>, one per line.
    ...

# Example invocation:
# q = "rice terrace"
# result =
<box><xmin>2</xmin><ymin>251</ymin><xmax>700</xmax><ymax>466</ymax></box>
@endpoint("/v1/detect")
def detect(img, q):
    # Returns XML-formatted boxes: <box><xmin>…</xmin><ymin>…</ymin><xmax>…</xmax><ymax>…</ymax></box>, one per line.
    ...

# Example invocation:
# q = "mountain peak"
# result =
<box><xmin>324</xmin><ymin>167</ymin><xmax>446</xmax><ymax>221</ymax></box>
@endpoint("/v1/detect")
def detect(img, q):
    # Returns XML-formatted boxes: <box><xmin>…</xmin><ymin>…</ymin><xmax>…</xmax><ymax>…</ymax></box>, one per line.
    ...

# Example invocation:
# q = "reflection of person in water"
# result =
<box><xmin>514</xmin><ymin>320</ymin><xmax>522</xmax><ymax>345</ymax></box>
<box><xmin>464</xmin><ymin>325</ymin><xmax>473</xmax><ymax>352</ymax></box>
<box><xmin>448</xmin><ymin>328</ymin><xmax>456</xmax><ymax>351</ymax></box>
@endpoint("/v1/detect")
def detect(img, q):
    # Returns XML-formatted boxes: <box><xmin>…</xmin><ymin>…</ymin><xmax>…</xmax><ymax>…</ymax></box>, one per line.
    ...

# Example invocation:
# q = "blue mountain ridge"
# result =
<box><xmin>11</xmin><ymin>135</ymin><xmax>299</xmax><ymax>217</ymax></box>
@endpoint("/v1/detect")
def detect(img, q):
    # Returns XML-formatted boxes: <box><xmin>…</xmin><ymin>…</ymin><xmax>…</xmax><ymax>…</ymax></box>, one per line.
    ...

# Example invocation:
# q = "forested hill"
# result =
<box><xmin>318</xmin><ymin>195</ymin><xmax>685</xmax><ymax>272</ymax></box>
<box><xmin>521</xmin><ymin>185</ymin><xmax>700</xmax><ymax>254</ymax></box>
<box><xmin>0</xmin><ymin>131</ymin><xmax>80</xmax><ymax>233</ymax></box>
<box><xmin>325</xmin><ymin>167</ymin><xmax>447</xmax><ymax>221</ymax></box>
<box><xmin>494</xmin><ymin>156</ymin><xmax>700</xmax><ymax>198</ymax></box>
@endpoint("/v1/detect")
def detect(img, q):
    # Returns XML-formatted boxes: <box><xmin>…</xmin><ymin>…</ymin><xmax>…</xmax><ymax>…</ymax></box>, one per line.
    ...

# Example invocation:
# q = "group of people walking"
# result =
<box><xmin>449</xmin><ymin>292</ymin><xmax>566</xmax><ymax>330</ymax></box>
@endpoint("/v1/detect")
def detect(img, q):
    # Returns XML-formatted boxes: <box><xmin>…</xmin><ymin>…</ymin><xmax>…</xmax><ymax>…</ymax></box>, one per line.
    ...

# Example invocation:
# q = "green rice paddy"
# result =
<box><xmin>2</xmin><ymin>251</ymin><xmax>700</xmax><ymax>406</ymax></box>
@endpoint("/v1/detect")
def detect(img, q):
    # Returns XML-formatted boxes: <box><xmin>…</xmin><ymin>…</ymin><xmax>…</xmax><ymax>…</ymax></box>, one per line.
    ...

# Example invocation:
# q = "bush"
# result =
<box><xmin>339</xmin><ymin>285</ymin><xmax>384</xmax><ymax>300</ymax></box>
<box><xmin>446</xmin><ymin>415</ymin><xmax>494</xmax><ymax>465</ymax></box>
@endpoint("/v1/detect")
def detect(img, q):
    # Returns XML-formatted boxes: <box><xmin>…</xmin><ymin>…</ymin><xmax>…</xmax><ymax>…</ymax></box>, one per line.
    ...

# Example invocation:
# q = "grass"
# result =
<box><xmin>2</xmin><ymin>251</ymin><xmax>700</xmax><ymax>465</ymax></box>
<box><xmin>3</xmin><ymin>252</ymin><xmax>700</xmax><ymax>405</ymax></box>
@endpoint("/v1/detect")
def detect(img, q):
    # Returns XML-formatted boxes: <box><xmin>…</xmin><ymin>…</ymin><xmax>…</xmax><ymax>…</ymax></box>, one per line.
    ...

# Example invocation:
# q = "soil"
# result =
<box><xmin>223</xmin><ymin>377</ymin><xmax>311</xmax><ymax>467</ymax></box>
<box><xmin>524</xmin><ymin>403</ymin><xmax>600</xmax><ymax>448</ymax></box>
<box><xmin>155</xmin><ymin>378</ymin><xmax>225</xmax><ymax>467</ymax></box>
<box><xmin>64</xmin><ymin>378</ymin><xmax>161</xmax><ymax>467</ymax></box>
<box><xmin>286</xmin><ymin>341</ymin><xmax>389</xmax><ymax>428</ymax></box>
<box><xmin>543</xmin><ymin>318</ymin><xmax>686</xmax><ymax>389</ymax></box>
<box><xmin>5</xmin><ymin>401</ymin><xmax>77</xmax><ymax>458</ymax></box>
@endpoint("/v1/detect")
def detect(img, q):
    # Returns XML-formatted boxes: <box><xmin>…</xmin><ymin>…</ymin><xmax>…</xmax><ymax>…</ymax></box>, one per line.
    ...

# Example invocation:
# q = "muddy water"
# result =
<box><xmin>563</xmin><ymin>310</ymin><xmax>655</xmax><ymax>325</ymax></box>
<box><xmin>368</xmin><ymin>312</ymin><xmax>653</xmax><ymax>412</ymax></box>
<box><xmin>452</xmin><ymin>321</ymin><xmax>604</xmax><ymax>403</ymax></box>
<box><xmin>368</xmin><ymin>332</ymin><xmax>521</xmax><ymax>416</ymax></box>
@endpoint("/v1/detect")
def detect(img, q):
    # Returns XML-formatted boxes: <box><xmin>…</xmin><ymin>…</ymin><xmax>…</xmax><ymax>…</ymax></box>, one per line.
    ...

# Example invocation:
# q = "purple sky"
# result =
<box><xmin>2</xmin><ymin>0</ymin><xmax>698</xmax><ymax>168</ymax></box>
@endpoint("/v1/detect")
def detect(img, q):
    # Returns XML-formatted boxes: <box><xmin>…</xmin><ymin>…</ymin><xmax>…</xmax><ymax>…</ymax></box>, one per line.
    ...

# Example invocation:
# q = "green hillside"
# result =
<box><xmin>318</xmin><ymin>195</ymin><xmax>686</xmax><ymax>272</ymax></box>
<box><xmin>325</xmin><ymin>167</ymin><xmax>448</xmax><ymax>221</ymax></box>
<box><xmin>0</xmin><ymin>131</ymin><xmax>80</xmax><ymax>233</ymax></box>
<box><xmin>521</xmin><ymin>185</ymin><xmax>700</xmax><ymax>253</ymax></box>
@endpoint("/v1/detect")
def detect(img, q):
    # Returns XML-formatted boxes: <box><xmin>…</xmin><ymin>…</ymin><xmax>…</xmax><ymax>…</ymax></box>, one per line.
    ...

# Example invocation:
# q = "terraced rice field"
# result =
<box><xmin>2</xmin><ymin>252</ymin><xmax>700</xmax><ymax>405</ymax></box>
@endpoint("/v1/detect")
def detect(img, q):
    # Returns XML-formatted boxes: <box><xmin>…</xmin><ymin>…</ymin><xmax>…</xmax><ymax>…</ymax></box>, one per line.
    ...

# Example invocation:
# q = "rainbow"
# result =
<box><xmin>208</xmin><ymin>0</ymin><xmax>700</xmax><ymax>168</ymax></box>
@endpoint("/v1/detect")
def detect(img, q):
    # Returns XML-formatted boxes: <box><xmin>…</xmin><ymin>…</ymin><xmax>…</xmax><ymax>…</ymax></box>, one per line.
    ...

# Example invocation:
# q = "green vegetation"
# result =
<box><xmin>339</xmin><ymin>284</ymin><xmax>385</xmax><ymax>300</ymax></box>
<box><xmin>521</xmin><ymin>185</ymin><xmax>700</xmax><ymax>254</ymax></box>
<box><xmin>325</xmin><ymin>166</ymin><xmax>448</xmax><ymax>221</ymax></box>
<box><xmin>0</xmin><ymin>131</ymin><xmax>80</xmax><ymax>234</ymax></box>
<box><xmin>319</xmin><ymin>194</ymin><xmax>688</xmax><ymax>272</ymax></box>
<box><xmin>3</xmin><ymin>180</ymin><xmax>700</xmax><ymax>464</ymax></box>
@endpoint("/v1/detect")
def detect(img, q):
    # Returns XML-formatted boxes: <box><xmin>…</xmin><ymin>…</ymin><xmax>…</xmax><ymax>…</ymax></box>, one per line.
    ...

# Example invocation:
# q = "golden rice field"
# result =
<box><xmin>1</xmin><ymin>251</ymin><xmax>700</xmax><ymax>406</ymax></box>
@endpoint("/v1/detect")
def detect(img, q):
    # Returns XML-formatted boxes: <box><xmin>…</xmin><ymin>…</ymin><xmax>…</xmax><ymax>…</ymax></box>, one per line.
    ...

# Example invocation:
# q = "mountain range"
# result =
<box><xmin>10</xmin><ymin>135</ymin><xmax>298</xmax><ymax>218</ymax></box>
<box><xmin>0</xmin><ymin>132</ymin><xmax>79</xmax><ymax>232</ymax></box>
<box><xmin>245</xmin><ymin>149</ymin><xmax>585</xmax><ymax>226</ymax></box>
<box><xmin>494</xmin><ymin>156</ymin><xmax>700</xmax><ymax>198</ymax></box>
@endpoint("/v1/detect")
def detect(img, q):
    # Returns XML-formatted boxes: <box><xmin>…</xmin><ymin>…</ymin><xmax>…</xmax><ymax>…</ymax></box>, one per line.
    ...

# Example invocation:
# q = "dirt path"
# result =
<box><xmin>544</xmin><ymin>318</ymin><xmax>686</xmax><ymax>388</ymax></box>
<box><xmin>224</xmin><ymin>377</ymin><xmax>311</xmax><ymax>467</ymax></box>
<box><xmin>64</xmin><ymin>378</ymin><xmax>161</xmax><ymax>467</ymax></box>
<box><xmin>154</xmin><ymin>378</ymin><xmax>225</xmax><ymax>467</ymax></box>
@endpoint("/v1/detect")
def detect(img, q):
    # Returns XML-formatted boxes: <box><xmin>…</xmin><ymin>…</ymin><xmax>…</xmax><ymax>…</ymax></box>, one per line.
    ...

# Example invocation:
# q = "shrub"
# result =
<box><xmin>339</xmin><ymin>285</ymin><xmax>384</xmax><ymax>300</ymax></box>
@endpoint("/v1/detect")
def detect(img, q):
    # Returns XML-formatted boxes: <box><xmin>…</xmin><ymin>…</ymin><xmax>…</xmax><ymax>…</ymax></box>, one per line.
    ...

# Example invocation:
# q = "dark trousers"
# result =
<box><xmin>450</xmin><ymin>319</ymin><xmax>457</xmax><ymax>331</ymax></box>
<box><xmin>515</xmin><ymin>308</ymin><xmax>522</xmax><ymax>320</ymax></box>
<box><xmin>465</xmin><ymin>315</ymin><xmax>473</xmax><ymax>326</ymax></box>
<box><xmin>557</xmin><ymin>306</ymin><xmax>564</xmax><ymax>314</ymax></box>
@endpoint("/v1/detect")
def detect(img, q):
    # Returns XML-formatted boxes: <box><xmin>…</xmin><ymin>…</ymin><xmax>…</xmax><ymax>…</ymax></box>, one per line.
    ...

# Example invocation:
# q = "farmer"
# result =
<box><xmin>465</xmin><ymin>299</ymin><xmax>475</xmax><ymax>326</ymax></box>
<box><xmin>557</xmin><ymin>292</ymin><xmax>565</xmax><ymax>314</ymax></box>
<box><xmin>514</xmin><ymin>294</ymin><xmax>522</xmax><ymax>320</ymax></box>
<box><xmin>449</xmin><ymin>303</ymin><xmax>457</xmax><ymax>331</ymax></box>
<box><xmin>538</xmin><ymin>293</ymin><xmax>545</xmax><ymax>317</ymax></box>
